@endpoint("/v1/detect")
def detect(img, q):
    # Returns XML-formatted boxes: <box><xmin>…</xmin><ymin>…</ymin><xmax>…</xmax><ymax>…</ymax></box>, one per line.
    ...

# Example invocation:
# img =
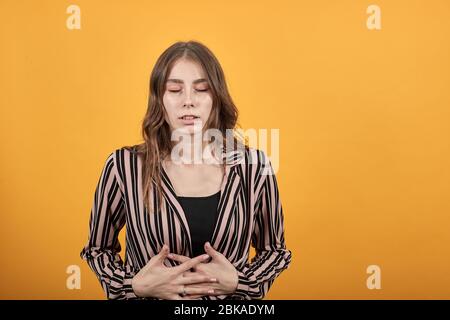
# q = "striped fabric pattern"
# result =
<box><xmin>80</xmin><ymin>146</ymin><xmax>292</xmax><ymax>300</ymax></box>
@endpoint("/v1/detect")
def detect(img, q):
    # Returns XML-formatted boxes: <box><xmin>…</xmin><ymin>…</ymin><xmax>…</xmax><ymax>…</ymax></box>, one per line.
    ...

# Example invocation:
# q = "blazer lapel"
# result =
<box><xmin>210</xmin><ymin>163</ymin><xmax>241</xmax><ymax>252</ymax></box>
<box><xmin>160</xmin><ymin>167</ymin><xmax>193</xmax><ymax>256</ymax></box>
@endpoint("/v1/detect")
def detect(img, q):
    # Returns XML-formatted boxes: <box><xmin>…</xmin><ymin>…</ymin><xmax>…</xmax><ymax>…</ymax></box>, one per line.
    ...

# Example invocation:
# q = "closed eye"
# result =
<box><xmin>168</xmin><ymin>89</ymin><xmax>208</xmax><ymax>93</ymax></box>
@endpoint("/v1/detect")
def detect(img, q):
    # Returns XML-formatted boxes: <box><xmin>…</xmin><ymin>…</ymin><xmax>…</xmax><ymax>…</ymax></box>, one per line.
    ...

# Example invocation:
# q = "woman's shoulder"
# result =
<box><xmin>109</xmin><ymin>143</ymin><xmax>145</xmax><ymax>159</ymax></box>
<box><xmin>232</xmin><ymin>147</ymin><xmax>274</xmax><ymax>193</ymax></box>
<box><xmin>233</xmin><ymin>146</ymin><xmax>271</xmax><ymax>173</ymax></box>
<box><xmin>102</xmin><ymin>143</ymin><xmax>145</xmax><ymax>171</ymax></box>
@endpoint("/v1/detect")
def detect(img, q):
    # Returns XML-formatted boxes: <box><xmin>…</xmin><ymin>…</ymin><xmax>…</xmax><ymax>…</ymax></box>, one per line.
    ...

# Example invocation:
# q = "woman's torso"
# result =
<box><xmin>111</xmin><ymin>146</ymin><xmax>267</xmax><ymax>299</ymax></box>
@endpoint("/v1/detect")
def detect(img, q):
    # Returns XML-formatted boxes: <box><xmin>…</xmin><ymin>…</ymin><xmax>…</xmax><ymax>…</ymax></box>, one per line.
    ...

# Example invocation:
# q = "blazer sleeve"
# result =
<box><xmin>80</xmin><ymin>152</ymin><xmax>140</xmax><ymax>300</ymax></box>
<box><xmin>232</xmin><ymin>151</ymin><xmax>292</xmax><ymax>299</ymax></box>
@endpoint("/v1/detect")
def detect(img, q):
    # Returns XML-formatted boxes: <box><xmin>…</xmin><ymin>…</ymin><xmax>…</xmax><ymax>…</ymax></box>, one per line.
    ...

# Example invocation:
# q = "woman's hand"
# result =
<box><xmin>131</xmin><ymin>244</ymin><xmax>218</xmax><ymax>300</ymax></box>
<box><xmin>167</xmin><ymin>242</ymin><xmax>239</xmax><ymax>298</ymax></box>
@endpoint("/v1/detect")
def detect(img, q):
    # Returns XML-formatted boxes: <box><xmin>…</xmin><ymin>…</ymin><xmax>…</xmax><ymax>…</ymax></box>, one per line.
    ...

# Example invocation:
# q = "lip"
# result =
<box><xmin>178</xmin><ymin>115</ymin><xmax>200</xmax><ymax>125</ymax></box>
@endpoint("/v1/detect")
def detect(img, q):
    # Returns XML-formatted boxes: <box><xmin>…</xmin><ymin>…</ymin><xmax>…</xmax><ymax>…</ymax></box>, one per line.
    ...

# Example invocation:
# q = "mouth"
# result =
<box><xmin>178</xmin><ymin>115</ymin><xmax>200</xmax><ymax>120</ymax></box>
<box><xmin>178</xmin><ymin>115</ymin><xmax>201</xmax><ymax>126</ymax></box>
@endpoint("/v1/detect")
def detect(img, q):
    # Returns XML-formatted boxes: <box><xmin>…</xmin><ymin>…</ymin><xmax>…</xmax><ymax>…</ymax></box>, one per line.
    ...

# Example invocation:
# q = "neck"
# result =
<box><xmin>168</xmin><ymin>133</ymin><xmax>220</xmax><ymax>165</ymax></box>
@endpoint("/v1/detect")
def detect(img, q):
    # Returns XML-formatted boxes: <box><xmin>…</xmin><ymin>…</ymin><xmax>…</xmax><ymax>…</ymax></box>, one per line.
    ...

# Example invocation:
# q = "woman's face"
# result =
<box><xmin>163</xmin><ymin>58</ymin><xmax>213</xmax><ymax>135</ymax></box>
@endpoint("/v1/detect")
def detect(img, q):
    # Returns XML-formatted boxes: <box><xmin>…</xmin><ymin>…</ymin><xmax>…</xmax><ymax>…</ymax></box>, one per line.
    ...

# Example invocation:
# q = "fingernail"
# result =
<box><xmin>208</xmin><ymin>289</ymin><xmax>214</xmax><ymax>294</ymax></box>
<box><xmin>210</xmin><ymin>278</ymin><xmax>217</xmax><ymax>282</ymax></box>
<box><xmin>203</xmin><ymin>255</ymin><xmax>210</xmax><ymax>261</ymax></box>
<box><xmin>168</xmin><ymin>253</ymin><xmax>174</xmax><ymax>258</ymax></box>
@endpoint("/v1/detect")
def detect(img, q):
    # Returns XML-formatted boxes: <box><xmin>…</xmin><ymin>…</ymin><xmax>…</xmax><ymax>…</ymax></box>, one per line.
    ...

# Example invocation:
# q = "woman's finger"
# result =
<box><xmin>172</xmin><ymin>293</ymin><xmax>201</xmax><ymax>300</ymax></box>
<box><xmin>185</xmin><ymin>294</ymin><xmax>204</xmax><ymax>299</ymax></box>
<box><xmin>167</xmin><ymin>253</ymin><xmax>190</xmax><ymax>263</ymax></box>
<box><xmin>184</xmin><ymin>286</ymin><xmax>215</xmax><ymax>296</ymax></box>
<box><xmin>173</xmin><ymin>254</ymin><xmax>210</xmax><ymax>273</ymax></box>
<box><xmin>169</xmin><ymin>253</ymin><xmax>212</xmax><ymax>264</ymax></box>
<box><xmin>179</xmin><ymin>274</ymin><xmax>217</xmax><ymax>285</ymax></box>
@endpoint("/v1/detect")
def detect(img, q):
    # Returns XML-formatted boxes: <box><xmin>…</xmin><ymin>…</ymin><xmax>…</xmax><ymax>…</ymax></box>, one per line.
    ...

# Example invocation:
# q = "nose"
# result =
<box><xmin>183</xmin><ymin>90</ymin><xmax>194</xmax><ymax>108</ymax></box>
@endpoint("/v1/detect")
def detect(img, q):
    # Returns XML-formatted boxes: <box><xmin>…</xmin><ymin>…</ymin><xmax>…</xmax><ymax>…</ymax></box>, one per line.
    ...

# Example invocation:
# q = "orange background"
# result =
<box><xmin>1</xmin><ymin>0</ymin><xmax>449</xmax><ymax>299</ymax></box>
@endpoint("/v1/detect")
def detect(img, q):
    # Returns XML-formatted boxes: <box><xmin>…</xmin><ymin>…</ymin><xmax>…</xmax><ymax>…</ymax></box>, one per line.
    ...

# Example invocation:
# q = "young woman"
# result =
<box><xmin>80</xmin><ymin>41</ymin><xmax>292</xmax><ymax>300</ymax></box>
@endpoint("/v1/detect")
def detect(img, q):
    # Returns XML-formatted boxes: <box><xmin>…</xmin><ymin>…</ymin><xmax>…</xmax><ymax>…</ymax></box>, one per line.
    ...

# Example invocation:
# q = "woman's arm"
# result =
<box><xmin>80</xmin><ymin>152</ymin><xmax>142</xmax><ymax>300</ymax></box>
<box><xmin>232</xmin><ymin>151</ymin><xmax>292</xmax><ymax>299</ymax></box>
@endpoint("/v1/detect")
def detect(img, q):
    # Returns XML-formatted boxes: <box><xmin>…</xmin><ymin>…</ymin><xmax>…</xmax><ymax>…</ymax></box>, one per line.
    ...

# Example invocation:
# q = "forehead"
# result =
<box><xmin>166</xmin><ymin>59</ymin><xmax>207</xmax><ymax>82</ymax></box>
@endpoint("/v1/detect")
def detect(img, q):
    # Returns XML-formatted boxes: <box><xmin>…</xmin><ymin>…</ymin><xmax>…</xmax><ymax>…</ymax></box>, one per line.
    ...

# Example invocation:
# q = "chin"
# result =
<box><xmin>177</xmin><ymin>125</ymin><xmax>202</xmax><ymax>135</ymax></box>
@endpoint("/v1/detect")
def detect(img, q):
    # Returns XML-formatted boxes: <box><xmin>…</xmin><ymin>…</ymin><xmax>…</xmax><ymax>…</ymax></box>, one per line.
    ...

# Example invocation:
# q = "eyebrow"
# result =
<box><xmin>166</xmin><ymin>78</ymin><xmax>208</xmax><ymax>84</ymax></box>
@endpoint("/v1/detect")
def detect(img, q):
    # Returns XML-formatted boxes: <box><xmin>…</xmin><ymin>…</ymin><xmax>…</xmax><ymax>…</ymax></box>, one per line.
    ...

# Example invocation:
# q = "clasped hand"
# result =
<box><xmin>131</xmin><ymin>242</ymin><xmax>238</xmax><ymax>300</ymax></box>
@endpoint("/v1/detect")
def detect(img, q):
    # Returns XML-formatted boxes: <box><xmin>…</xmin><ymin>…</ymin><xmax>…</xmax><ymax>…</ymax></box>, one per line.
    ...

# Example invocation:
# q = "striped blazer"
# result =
<box><xmin>80</xmin><ymin>145</ymin><xmax>292</xmax><ymax>300</ymax></box>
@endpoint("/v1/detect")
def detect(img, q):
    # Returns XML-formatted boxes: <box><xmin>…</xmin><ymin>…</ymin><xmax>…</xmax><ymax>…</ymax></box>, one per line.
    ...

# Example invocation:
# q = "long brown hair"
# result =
<box><xmin>125</xmin><ymin>40</ymin><xmax>246</xmax><ymax>213</ymax></box>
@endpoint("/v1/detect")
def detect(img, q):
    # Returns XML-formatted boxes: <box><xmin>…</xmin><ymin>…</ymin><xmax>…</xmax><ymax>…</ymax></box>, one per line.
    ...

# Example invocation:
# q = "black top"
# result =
<box><xmin>177</xmin><ymin>190</ymin><xmax>221</xmax><ymax>258</ymax></box>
